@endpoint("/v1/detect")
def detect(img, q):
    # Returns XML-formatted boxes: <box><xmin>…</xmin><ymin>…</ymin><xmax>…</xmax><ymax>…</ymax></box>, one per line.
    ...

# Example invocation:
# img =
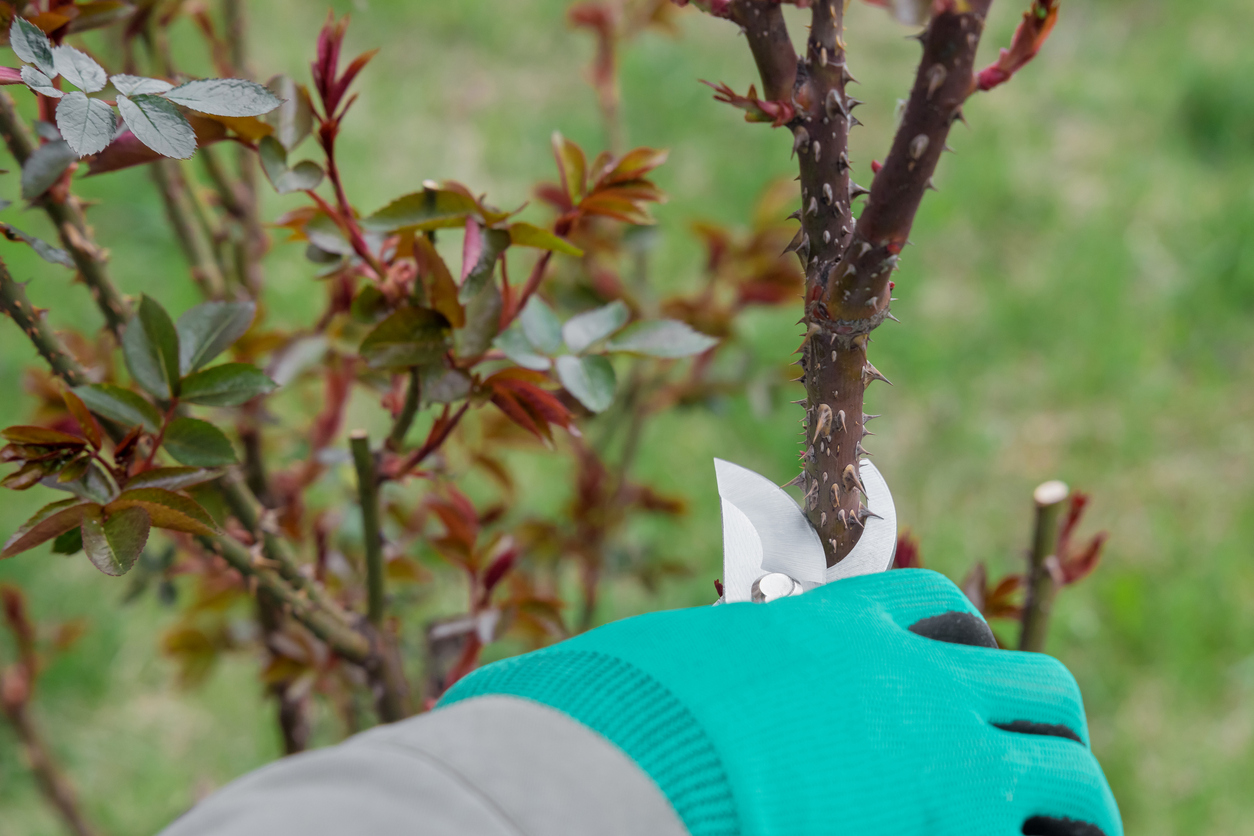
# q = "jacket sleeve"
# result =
<box><xmin>159</xmin><ymin>695</ymin><xmax>689</xmax><ymax>836</ymax></box>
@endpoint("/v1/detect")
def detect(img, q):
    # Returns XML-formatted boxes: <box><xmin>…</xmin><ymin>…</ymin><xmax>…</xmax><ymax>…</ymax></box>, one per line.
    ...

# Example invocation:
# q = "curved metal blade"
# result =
<box><xmin>825</xmin><ymin>459</ymin><xmax>897</xmax><ymax>581</ymax></box>
<box><xmin>715</xmin><ymin>458</ymin><xmax>898</xmax><ymax>602</ymax></box>
<box><xmin>714</xmin><ymin>459</ymin><xmax>826</xmax><ymax>603</ymax></box>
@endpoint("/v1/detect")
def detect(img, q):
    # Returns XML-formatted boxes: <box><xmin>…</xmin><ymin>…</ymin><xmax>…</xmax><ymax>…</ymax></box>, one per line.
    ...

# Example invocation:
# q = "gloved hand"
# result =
<box><xmin>441</xmin><ymin>568</ymin><xmax>1121</xmax><ymax>836</ymax></box>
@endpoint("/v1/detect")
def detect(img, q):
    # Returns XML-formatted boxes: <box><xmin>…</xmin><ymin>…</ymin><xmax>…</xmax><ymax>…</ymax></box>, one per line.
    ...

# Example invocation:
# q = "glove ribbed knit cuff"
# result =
<box><xmin>441</xmin><ymin>649</ymin><xmax>739</xmax><ymax>836</ymax></box>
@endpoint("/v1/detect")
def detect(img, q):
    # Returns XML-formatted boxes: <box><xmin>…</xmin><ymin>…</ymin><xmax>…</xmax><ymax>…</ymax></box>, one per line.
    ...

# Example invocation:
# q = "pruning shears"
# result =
<box><xmin>714</xmin><ymin>458</ymin><xmax>897</xmax><ymax>603</ymax></box>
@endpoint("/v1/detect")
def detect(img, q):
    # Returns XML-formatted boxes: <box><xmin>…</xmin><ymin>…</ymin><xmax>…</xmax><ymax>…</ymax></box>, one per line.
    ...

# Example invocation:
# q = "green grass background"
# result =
<box><xmin>2</xmin><ymin>0</ymin><xmax>1253</xmax><ymax>832</ymax></box>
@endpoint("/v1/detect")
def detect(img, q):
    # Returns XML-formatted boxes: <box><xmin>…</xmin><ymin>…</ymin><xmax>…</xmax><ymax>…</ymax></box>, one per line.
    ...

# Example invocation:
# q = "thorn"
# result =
<box><xmin>855</xmin><ymin>440</ymin><xmax>871</xmax><ymax>458</ymax></box>
<box><xmin>909</xmin><ymin>134</ymin><xmax>930</xmax><ymax>160</ymax></box>
<box><xmin>849</xmin><ymin>115</ymin><xmax>862</xmax><ymax>127</ymax></box>
<box><xmin>821</xmin><ymin>511</ymin><xmax>827</xmax><ymax>526</ymax></box>
<box><xmin>838</xmin><ymin>509</ymin><xmax>851</xmax><ymax>529</ymax></box>
<box><xmin>925</xmin><ymin>177</ymin><xmax>938</xmax><ymax>192</ymax></box>
<box><xmin>943</xmin><ymin>142</ymin><xmax>955</xmax><ymax>153</ymax></box>
<box><xmin>837</xmin><ymin>151</ymin><xmax>850</xmax><ymax>171</ymax></box>
<box><xmin>793</xmin><ymin>127</ymin><xmax>810</xmax><ymax>157</ymax></box>
<box><xmin>812</xmin><ymin>404</ymin><xmax>833</xmax><ymax>442</ymax></box>
<box><xmin>787</xmin><ymin>209</ymin><xmax>802</xmax><ymax>221</ymax></box>
<box><xmin>823</xmin><ymin>230</ymin><xmax>831</xmax><ymax>244</ymax></box>
<box><xmin>952</xmin><ymin>107</ymin><xmax>967</xmax><ymax>127</ymax></box>
<box><xmin>849</xmin><ymin>509</ymin><xmax>866</xmax><ymax>528</ymax></box>
<box><xmin>830</xmin><ymin>484</ymin><xmax>839</xmax><ymax>506</ymax></box>
<box><xmin>782</xmin><ymin>472</ymin><xmax>805</xmax><ymax>488</ymax></box>
<box><xmin>847</xmin><ymin>98</ymin><xmax>863</xmax><ymax>109</ymax></box>
<box><xmin>783</xmin><ymin>226</ymin><xmax>806</xmax><ymax>255</ymax></box>
<box><xmin>822</xmin><ymin>471</ymin><xmax>829</xmax><ymax>483</ymax></box>
<box><xmin>835</xmin><ymin>409</ymin><xmax>846</xmax><ymax>432</ymax></box>
<box><xmin>807</xmin><ymin>197</ymin><xmax>819</xmax><ymax>216</ymax></box>
<box><xmin>842</xmin><ymin>463</ymin><xmax>865</xmax><ymax>494</ymax></box>
<box><xmin>823</xmin><ymin>182</ymin><xmax>834</xmax><ymax>204</ymax></box>
<box><xmin>886</xmin><ymin>311</ymin><xmax>900</xmax><ymax>322</ymax></box>
<box><xmin>862</xmin><ymin>362</ymin><xmax>892</xmax><ymax>387</ymax></box>
<box><xmin>858</xmin><ymin>504</ymin><xmax>883</xmax><ymax>522</ymax></box>
<box><xmin>926</xmin><ymin>63</ymin><xmax>947</xmax><ymax>98</ymax></box>
<box><xmin>812</xmin><ymin>141</ymin><xmax>821</xmax><ymax>161</ymax></box>
<box><xmin>825</xmin><ymin>89</ymin><xmax>846</xmax><ymax>119</ymax></box>
<box><xmin>841</xmin><ymin>66</ymin><xmax>858</xmax><ymax>85</ymax></box>
<box><xmin>862</xmin><ymin>427</ymin><xmax>876</xmax><ymax>438</ymax></box>
<box><xmin>820</xmin><ymin>46</ymin><xmax>828</xmax><ymax>67</ymax></box>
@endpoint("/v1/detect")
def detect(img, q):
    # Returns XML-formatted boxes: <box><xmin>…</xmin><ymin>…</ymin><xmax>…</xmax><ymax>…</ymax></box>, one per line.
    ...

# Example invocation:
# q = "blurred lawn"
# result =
<box><xmin>2</xmin><ymin>0</ymin><xmax>1254</xmax><ymax>833</ymax></box>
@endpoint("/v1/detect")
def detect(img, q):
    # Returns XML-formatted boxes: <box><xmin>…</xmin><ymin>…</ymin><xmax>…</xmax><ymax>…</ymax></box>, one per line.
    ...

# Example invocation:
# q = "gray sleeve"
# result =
<box><xmin>160</xmin><ymin>695</ymin><xmax>690</xmax><ymax>836</ymax></box>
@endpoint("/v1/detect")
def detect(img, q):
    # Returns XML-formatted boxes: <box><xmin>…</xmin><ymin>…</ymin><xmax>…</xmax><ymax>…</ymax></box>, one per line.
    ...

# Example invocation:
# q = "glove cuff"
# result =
<box><xmin>440</xmin><ymin>648</ymin><xmax>739</xmax><ymax>836</ymax></box>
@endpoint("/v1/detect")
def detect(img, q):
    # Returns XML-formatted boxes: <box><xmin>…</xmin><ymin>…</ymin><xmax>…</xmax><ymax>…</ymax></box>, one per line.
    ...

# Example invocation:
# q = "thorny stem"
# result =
<box><xmin>216</xmin><ymin>475</ymin><xmax>351</xmax><ymax>621</ymax></box>
<box><xmin>716</xmin><ymin>0</ymin><xmax>996</xmax><ymax>564</ymax></box>
<box><xmin>150</xmin><ymin>160</ymin><xmax>226</xmax><ymax>298</ymax></box>
<box><xmin>0</xmin><ymin>92</ymin><xmax>130</xmax><ymax>338</ymax></box>
<box><xmin>1</xmin><ymin>687</ymin><xmax>102</xmax><ymax>836</ymax></box>
<box><xmin>1019</xmin><ymin>480</ymin><xmax>1068</xmax><ymax>652</ymax></box>
<box><xmin>350</xmin><ymin>430</ymin><xmax>386</xmax><ymax>627</ymax></box>
<box><xmin>205</xmin><ymin>533</ymin><xmax>373</xmax><ymax>663</ymax></box>
<box><xmin>0</xmin><ymin>258</ymin><xmax>88</xmax><ymax>387</ymax></box>
<box><xmin>388</xmin><ymin>368</ymin><xmax>422</xmax><ymax>449</ymax></box>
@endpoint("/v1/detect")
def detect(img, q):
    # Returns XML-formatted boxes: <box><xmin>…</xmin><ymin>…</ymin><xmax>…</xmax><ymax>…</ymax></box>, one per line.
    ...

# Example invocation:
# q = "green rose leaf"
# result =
<box><xmin>81</xmin><ymin>504</ymin><xmax>149</xmax><ymax>576</ymax></box>
<box><xmin>55</xmin><ymin>92</ymin><xmax>116</xmax><ymax>157</ymax></box>
<box><xmin>51</xmin><ymin>526</ymin><xmax>83</xmax><ymax>555</ymax></box>
<box><xmin>265</xmin><ymin>75</ymin><xmax>313</xmax><ymax>151</ymax></box>
<box><xmin>110</xmin><ymin>74</ymin><xmax>173</xmax><ymax>96</ymax></box>
<box><xmin>359</xmin><ymin>307</ymin><xmax>451</xmax><ymax>370</ymax></box>
<box><xmin>117</xmin><ymin>93</ymin><xmax>195</xmax><ymax>159</ymax></box>
<box><xmin>607</xmin><ymin>320</ymin><xmax>718</xmax><ymax>358</ymax></box>
<box><xmin>20</xmin><ymin>139</ymin><xmax>74</xmax><ymax>199</ymax></box>
<box><xmin>493</xmin><ymin>324</ymin><xmax>550</xmax><ymax>371</ymax></box>
<box><xmin>555</xmin><ymin>354</ymin><xmax>616</xmax><ymax>413</ymax></box>
<box><xmin>123</xmin><ymin>294</ymin><xmax>181</xmax><ymax>399</ymax></box>
<box><xmin>176</xmin><ymin>300</ymin><xmax>256</xmax><ymax>374</ymax></box>
<box><xmin>20</xmin><ymin>66</ymin><xmax>62</xmax><ymax>98</ymax></box>
<box><xmin>519</xmin><ymin>296</ymin><xmax>563</xmax><ymax>355</ymax></box>
<box><xmin>162</xmin><ymin>417</ymin><xmax>237</xmax><ymax>467</ymax></box>
<box><xmin>508</xmin><ymin>222</ymin><xmax>582</xmax><ymax>257</ymax></box>
<box><xmin>9</xmin><ymin>17</ymin><xmax>55</xmax><ymax>76</ymax></box>
<box><xmin>179</xmin><ymin>363</ymin><xmax>276</xmax><ymax>406</ymax></box>
<box><xmin>562</xmin><ymin>300</ymin><xmax>629</xmax><ymax>354</ymax></box>
<box><xmin>0</xmin><ymin>221</ymin><xmax>73</xmax><ymax>267</ymax></box>
<box><xmin>72</xmin><ymin>384</ymin><xmax>162</xmax><ymax>434</ymax></box>
<box><xmin>52</xmin><ymin>45</ymin><xmax>106</xmax><ymax>93</ymax></box>
<box><xmin>161</xmin><ymin>78</ymin><xmax>283</xmax><ymax>117</ymax></box>
<box><xmin>361</xmin><ymin>188</ymin><xmax>479</xmax><ymax>234</ymax></box>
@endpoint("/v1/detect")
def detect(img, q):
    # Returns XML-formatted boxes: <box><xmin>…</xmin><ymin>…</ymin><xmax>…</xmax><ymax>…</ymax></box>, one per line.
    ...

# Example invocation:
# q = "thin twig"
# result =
<box><xmin>388</xmin><ymin>368</ymin><xmax>422</xmax><ymax>449</ymax></box>
<box><xmin>349</xmin><ymin>430</ymin><xmax>385</xmax><ymax>627</ymax></box>
<box><xmin>0</xmin><ymin>257</ymin><xmax>88</xmax><ymax>386</ymax></box>
<box><xmin>205</xmin><ymin>533</ymin><xmax>373</xmax><ymax>664</ymax></box>
<box><xmin>1019</xmin><ymin>480</ymin><xmax>1069</xmax><ymax>652</ymax></box>
<box><xmin>150</xmin><ymin>160</ymin><xmax>226</xmax><ymax>298</ymax></box>
<box><xmin>0</xmin><ymin>91</ymin><xmax>129</xmax><ymax>337</ymax></box>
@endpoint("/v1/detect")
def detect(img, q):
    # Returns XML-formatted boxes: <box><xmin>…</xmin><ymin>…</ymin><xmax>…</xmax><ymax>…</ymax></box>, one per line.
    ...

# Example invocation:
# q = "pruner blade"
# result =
<box><xmin>714</xmin><ymin>458</ymin><xmax>897</xmax><ymax>603</ymax></box>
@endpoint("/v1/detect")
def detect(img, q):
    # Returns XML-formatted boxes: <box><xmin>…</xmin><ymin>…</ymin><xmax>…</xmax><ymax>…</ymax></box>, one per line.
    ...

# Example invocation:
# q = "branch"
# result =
<box><xmin>387</xmin><ymin>368</ymin><xmax>422</xmax><ymax>450</ymax></box>
<box><xmin>150</xmin><ymin>159</ymin><xmax>226</xmax><ymax>298</ymax></box>
<box><xmin>205</xmin><ymin>533</ymin><xmax>373</xmax><ymax>664</ymax></box>
<box><xmin>1019</xmin><ymin>479</ymin><xmax>1068</xmax><ymax>652</ymax></box>
<box><xmin>349</xmin><ymin>430</ymin><xmax>385</xmax><ymax>627</ymax></box>
<box><xmin>728</xmin><ymin>0</ymin><xmax>797</xmax><ymax>102</ymax></box>
<box><xmin>0</xmin><ymin>258</ymin><xmax>89</xmax><ymax>387</ymax></box>
<box><xmin>820</xmin><ymin>0</ymin><xmax>994</xmax><ymax>327</ymax></box>
<box><xmin>1</xmin><ymin>586</ymin><xmax>103</xmax><ymax>836</ymax></box>
<box><xmin>0</xmin><ymin>91</ymin><xmax>130</xmax><ymax>338</ymax></box>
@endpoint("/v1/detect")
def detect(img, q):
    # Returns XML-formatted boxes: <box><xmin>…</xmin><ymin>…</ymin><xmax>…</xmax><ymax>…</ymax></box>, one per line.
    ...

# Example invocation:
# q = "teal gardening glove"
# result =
<box><xmin>441</xmin><ymin>569</ymin><xmax>1121</xmax><ymax>836</ymax></box>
